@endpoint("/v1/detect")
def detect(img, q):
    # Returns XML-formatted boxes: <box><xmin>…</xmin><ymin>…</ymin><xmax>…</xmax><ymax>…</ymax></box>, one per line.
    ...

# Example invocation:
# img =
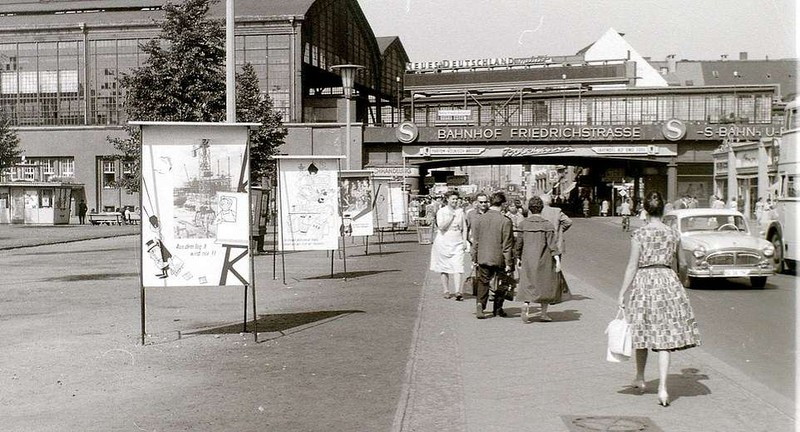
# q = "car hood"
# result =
<box><xmin>681</xmin><ymin>232</ymin><xmax>769</xmax><ymax>251</ymax></box>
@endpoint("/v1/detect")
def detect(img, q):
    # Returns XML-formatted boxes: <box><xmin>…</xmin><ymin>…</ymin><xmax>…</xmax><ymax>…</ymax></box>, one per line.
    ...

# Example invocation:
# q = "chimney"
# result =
<box><xmin>739</xmin><ymin>51</ymin><xmax>748</xmax><ymax>60</ymax></box>
<box><xmin>667</xmin><ymin>54</ymin><xmax>677</xmax><ymax>73</ymax></box>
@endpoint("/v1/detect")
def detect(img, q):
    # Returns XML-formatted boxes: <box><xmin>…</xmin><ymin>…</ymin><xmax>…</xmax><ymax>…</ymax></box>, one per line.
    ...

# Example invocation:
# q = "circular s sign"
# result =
<box><xmin>396</xmin><ymin>121</ymin><xmax>419</xmax><ymax>143</ymax></box>
<box><xmin>662</xmin><ymin>119</ymin><xmax>687</xmax><ymax>141</ymax></box>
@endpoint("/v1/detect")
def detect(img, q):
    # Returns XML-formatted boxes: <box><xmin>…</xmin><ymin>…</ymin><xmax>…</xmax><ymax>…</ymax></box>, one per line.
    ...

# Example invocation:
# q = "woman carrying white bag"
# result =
<box><xmin>616</xmin><ymin>192</ymin><xmax>702</xmax><ymax>407</ymax></box>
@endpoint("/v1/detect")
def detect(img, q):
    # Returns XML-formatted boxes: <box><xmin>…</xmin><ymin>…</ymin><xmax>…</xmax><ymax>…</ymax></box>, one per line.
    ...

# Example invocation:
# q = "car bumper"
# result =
<box><xmin>687</xmin><ymin>267</ymin><xmax>774</xmax><ymax>278</ymax></box>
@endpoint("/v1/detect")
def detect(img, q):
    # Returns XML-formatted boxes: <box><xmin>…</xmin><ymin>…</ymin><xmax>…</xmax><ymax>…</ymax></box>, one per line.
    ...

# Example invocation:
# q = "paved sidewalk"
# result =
<box><xmin>395</xmin><ymin>264</ymin><xmax>796</xmax><ymax>431</ymax></box>
<box><xmin>0</xmin><ymin>221</ymin><xmax>137</xmax><ymax>250</ymax></box>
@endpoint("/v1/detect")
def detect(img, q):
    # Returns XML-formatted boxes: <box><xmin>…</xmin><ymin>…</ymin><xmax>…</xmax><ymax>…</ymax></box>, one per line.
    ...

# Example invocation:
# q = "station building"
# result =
<box><xmin>365</xmin><ymin>28</ymin><xmax>796</xmax><ymax>215</ymax></box>
<box><xmin>0</xmin><ymin>1</ymin><xmax>796</xmax><ymax>222</ymax></box>
<box><xmin>0</xmin><ymin>0</ymin><xmax>407</xmax><ymax>222</ymax></box>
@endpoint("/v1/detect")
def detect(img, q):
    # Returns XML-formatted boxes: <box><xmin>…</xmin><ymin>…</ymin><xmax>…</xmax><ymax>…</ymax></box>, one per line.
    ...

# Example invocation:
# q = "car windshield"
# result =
<box><xmin>679</xmin><ymin>215</ymin><xmax>748</xmax><ymax>233</ymax></box>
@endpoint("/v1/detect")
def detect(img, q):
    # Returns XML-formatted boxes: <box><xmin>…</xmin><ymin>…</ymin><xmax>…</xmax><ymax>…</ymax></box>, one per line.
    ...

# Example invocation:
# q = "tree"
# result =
<box><xmin>236</xmin><ymin>63</ymin><xmax>286</xmax><ymax>185</ymax></box>
<box><xmin>110</xmin><ymin>0</ymin><xmax>227</xmax><ymax>192</ymax></box>
<box><xmin>0</xmin><ymin>113</ymin><xmax>22</xmax><ymax>172</ymax></box>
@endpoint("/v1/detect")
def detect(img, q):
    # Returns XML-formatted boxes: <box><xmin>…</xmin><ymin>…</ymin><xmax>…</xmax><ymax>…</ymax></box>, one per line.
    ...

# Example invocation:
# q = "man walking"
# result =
<box><xmin>78</xmin><ymin>200</ymin><xmax>88</xmax><ymax>225</ymax></box>
<box><xmin>471</xmin><ymin>191</ymin><xmax>514</xmax><ymax>319</ymax></box>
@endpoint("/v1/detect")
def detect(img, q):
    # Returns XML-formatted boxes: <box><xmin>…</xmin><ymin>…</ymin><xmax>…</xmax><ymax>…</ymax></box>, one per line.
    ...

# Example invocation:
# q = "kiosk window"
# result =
<box><xmin>40</xmin><ymin>189</ymin><xmax>53</xmax><ymax>207</ymax></box>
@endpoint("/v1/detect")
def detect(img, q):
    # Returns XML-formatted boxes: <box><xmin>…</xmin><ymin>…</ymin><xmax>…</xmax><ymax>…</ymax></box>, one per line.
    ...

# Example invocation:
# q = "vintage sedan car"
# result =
<box><xmin>663</xmin><ymin>208</ymin><xmax>775</xmax><ymax>289</ymax></box>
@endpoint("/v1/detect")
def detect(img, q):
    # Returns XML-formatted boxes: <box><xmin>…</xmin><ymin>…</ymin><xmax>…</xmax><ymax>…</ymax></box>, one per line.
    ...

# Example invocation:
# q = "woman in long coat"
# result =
<box><xmin>514</xmin><ymin>196</ymin><xmax>561</xmax><ymax>322</ymax></box>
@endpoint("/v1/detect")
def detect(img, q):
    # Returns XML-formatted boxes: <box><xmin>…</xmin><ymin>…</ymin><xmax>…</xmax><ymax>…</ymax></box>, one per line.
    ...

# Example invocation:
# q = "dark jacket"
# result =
<box><xmin>470</xmin><ymin>208</ymin><xmax>514</xmax><ymax>268</ymax></box>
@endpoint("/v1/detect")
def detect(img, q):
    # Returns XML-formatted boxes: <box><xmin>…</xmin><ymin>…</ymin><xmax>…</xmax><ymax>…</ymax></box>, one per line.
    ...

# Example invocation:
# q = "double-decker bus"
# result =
<box><xmin>763</xmin><ymin>98</ymin><xmax>799</xmax><ymax>272</ymax></box>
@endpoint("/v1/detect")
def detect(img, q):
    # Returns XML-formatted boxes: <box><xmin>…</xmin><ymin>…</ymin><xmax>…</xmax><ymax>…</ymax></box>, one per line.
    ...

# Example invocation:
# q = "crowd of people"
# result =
<box><xmin>427</xmin><ymin>189</ymin><xmax>702</xmax><ymax>407</ymax></box>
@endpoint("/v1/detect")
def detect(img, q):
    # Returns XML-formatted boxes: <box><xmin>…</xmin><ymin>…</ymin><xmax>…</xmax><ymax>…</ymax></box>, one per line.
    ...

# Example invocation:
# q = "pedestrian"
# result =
<box><xmin>470</xmin><ymin>191</ymin><xmax>515</xmax><ymax>319</ymax></box>
<box><xmin>466</xmin><ymin>192</ymin><xmax>489</xmax><ymax>246</ymax></box>
<box><xmin>78</xmin><ymin>200</ymin><xmax>88</xmax><ymax>225</ymax></box>
<box><xmin>515</xmin><ymin>196</ymin><xmax>562</xmax><ymax>323</ymax></box>
<box><xmin>505</xmin><ymin>201</ymin><xmax>524</xmax><ymax>237</ymax></box>
<box><xmin>620</xmin><ymin>198</ymin><xmax>632</xmax><ymax>231</ymax></box>
<box><xmin>540</xmin><ymin>193</ymin><xmax>573</xmax><ymax>303</ymax></box>
<box><xmin>429</xmin><ymin>191</ymin><xmax>468</xmax><ymax>300</ymax></box>
<box><xmin>711</xmin><ymin>195</ymin><xmax>726</xmax><ymax>209</ymax></box>
<box><xmin>600</xmin><ymin>199</ymin><xmax>610</xmax><ymax>217</ymax></box>
<box><xmin>616</xmin><ymin>191</ymin><xmax>701</xmax><ymax>407</ymax></box>
<box><xmin>582</xmin><ymin>197</ymin><xmax>591</xmax><ymax>218</ymax></box>
<box><xmin>123</xmin><ymin>206</ymin><xmax>132</xmax><ymax>224</ymax></box>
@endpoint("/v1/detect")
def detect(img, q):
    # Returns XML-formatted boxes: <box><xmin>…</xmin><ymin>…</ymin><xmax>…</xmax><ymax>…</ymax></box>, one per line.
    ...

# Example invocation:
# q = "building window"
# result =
<box><xmin>61</xmin><ymin>159</ymin><xmax>74</xmax><ymax>177</ymax></box>
<box><xmin>102</xmin><ymin>160</ymin><xmax>116</xmax><ymax>188</ymax></box>
<box><xmin>23</xmin><ymin>166</ymin><xmax>35</xmax><ymax>180</ymax></box>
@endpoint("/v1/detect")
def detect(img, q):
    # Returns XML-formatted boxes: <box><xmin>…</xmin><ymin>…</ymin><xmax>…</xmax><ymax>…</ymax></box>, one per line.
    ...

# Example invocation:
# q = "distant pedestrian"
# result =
<box><xmin>78</xmin><ymin>200</ymin><xmax>88</xmax><ymax>225</ymax></box>
<box><xmin>620</xmin><ymin>199</ymin><xmax>632</xmax><ymax>232</ymax></box>
<box><xmin>429</xmin><ymin>191</ymin><xmax>468</xmax><ymax>301</ymax></box>
<box><xmin>470</xmin><ymin>191</ymin><xmax>515</xmax><ymax>319</ymax></box>
<box><xmin>616</xmin><ymin>191</ymin><xmax>701</xmax><ymax>407</ymax></box>
<box><xmin>582</xmin><ymin>197</ymin><xmax>591</xmax><ymax>218</ymax></box>
<box><xmin>123</xmin><ymin>206</ymin><xmax>132</xmax><ymax>224</ymax></box>
<box><xmin>711</xmin><ymin>195</ymin><xmax>725</xmax><ymax>209</ymax></box>
<box><xmin>540</xmin><ymin>194</ymin><xmax>573</xmax><ymax>304</ymax></box>
<box><xmin>600</xmin><ymin>199</ymin><xmax>610</xmax><ymax>217</ymax></box>
<box><xmin>515</xmin><ymin>196</ymin><xmax>562</xmax><ymax>323</ymax></box>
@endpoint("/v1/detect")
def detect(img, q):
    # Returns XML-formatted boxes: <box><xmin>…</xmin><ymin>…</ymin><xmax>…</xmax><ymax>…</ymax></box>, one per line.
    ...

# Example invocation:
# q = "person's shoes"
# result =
<box><xmin>475</xmin><ymin>303</ymin><xmax>485</xmax><ymax>319</ymax></box>
<box><xmin>493</xmin><ymin>308</ymin><xmax>508</xmax><ymax>318</ymax></box>
<box><xmin>539</xmin><ymin>313</ymin><xmax>552</xmax><ymax>322</ymax></box>
<box><xmin>657</xmin><ymin>389</ymin><xmax>670</xmax><ymax>407</ymax></box>
<box><xmin>521</xmin><ymin>304</ymin><xmax>530</xmax><ymax>323</ymax></box>
<box><xmin>443</xmin><ymin>292</ymin><xmax>452</xmax><ymax>299</ymax></box>
<box><xmin>455</xmin><ymin>293</ymin><xmax>463</xmax><ymax>301</ymax></box>
<box><xmin>629</xmin><ymin>379</ymin><xmax>646</xmax><ymax>394</ymax></box>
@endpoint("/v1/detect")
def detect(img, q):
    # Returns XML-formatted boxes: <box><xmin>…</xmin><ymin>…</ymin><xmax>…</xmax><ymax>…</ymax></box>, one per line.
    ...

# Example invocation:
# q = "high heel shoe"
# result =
<box><xmin>657</xmin><ymin>390</ymin><xmax>670</xmax><ymax>407</ymax></box>
<box><xmin>629</xmin><ymin>380</ymin><xmax>646</xmax><ymax>394</ymax></box>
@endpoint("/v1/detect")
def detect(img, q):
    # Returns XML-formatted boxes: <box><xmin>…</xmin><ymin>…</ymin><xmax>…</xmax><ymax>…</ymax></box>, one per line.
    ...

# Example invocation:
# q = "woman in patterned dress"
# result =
<box><xmin>616</xmin><ymin>192</ymin><xmax>701</xmax><ymax>407</ymax></box>
<box><xmin>430</xmin><ymin>190</ymin><xmax>468</xmax><ymax>300</ymax></box>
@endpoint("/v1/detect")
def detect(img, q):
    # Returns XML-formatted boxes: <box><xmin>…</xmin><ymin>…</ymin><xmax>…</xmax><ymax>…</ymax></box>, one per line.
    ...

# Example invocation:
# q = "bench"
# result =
<box><xmin>89</xmin><ymin>212</ymin><xmax>123</xmax><ymax>225</ymax></box>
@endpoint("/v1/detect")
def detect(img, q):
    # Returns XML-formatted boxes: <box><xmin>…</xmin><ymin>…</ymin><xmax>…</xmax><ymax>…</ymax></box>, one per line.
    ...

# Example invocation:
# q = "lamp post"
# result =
<box><xmin>330</xmin><ymin>64</ymin><xmax>364</xmax><ymax>169</ymax></box>
<box><xmin>396</xmin><ymin>76</ymin><xmax>402</xmax><ymax>126</ymax></box>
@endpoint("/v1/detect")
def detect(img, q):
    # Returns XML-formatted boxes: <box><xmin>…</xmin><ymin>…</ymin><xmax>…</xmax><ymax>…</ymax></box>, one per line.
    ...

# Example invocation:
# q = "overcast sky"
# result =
<box><xmin>359</xmin><ymin>0</ymin><xmax>797</xmax><ymax>62</ymax></box>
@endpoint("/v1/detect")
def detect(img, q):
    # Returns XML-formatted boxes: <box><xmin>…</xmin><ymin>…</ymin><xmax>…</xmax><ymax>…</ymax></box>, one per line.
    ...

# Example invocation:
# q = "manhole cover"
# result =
<box><xmin>561</xmin><ymin>415</ymin><xmax>663</xmax><ymax>432</ymax></box>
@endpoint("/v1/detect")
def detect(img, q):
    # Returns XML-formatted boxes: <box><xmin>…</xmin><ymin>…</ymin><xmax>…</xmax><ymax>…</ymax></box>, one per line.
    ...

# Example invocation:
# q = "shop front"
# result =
<box><xmin>0</xmin><ymin>182</ymin><xmax>81</xmax><ymax>225</ymax></box>
<box><xmin>712</xmin><ymin>137</ymin><xmax>778</xmax><ymax>218</ymax></box>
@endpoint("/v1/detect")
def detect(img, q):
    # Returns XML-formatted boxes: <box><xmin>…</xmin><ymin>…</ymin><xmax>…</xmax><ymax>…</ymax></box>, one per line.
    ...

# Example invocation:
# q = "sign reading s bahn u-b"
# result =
<box><xmin>396</xmin><ymin>120</ymin><xmax>784</xmax><ymax>143</ymax></box>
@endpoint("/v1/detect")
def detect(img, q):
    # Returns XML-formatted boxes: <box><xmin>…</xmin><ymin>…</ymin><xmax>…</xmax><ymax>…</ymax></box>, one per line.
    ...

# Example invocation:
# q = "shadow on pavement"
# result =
<box><xmin>617</xmin><ymin>368</ymin><xmax>712</xmax><ymax>402</ymax></box>
<box><xmin>187</xmin><ymin>310</ymin><xmax>365</xmax><ymax>335</ymax></box>
<box><xmin>305</xmin><ymin>269</ymin><xmax>400</xmax><ymax>280</ymax></box>
<box><xmin>45</xmin><ymin>272</ymin><xmax>139</xmax><ymax>282</ymax></box>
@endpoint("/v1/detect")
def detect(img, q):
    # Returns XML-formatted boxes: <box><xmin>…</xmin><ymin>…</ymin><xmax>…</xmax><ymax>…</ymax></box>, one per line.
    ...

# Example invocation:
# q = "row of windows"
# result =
<box><xmin>0</xmin><ymin>34</ymin><xmax>293</xmax><ymax>126</ymax></box>
<box><xmin>1</xmin><ymin>157</ymin><xmax>74</xmax><ymax>181</ymax></box>
<box><xmin>392</xmin><ymin>93</ymin><xmax>774</xmax><ymax>127</ymax></box>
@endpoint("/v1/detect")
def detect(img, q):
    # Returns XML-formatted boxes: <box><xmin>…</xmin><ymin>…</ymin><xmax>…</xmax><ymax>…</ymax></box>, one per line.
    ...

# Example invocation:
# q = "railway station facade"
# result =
<box><xmin>0</xmin><ymin>0</ymin><xmax>796</xmax><ymax>221</ymax></box>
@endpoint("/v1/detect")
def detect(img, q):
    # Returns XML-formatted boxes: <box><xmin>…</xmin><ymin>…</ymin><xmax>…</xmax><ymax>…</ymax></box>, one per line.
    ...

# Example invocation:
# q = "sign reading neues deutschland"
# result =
<box><xmin>398</xmin><ymin>121</ymin><xmax>783</xmax><ymax>142</ymax></box>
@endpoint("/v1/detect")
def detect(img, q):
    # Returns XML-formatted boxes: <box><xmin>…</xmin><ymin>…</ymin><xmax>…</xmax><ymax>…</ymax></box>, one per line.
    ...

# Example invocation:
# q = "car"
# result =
<box><xmin>663</xmin><ymin>208</ymin><xmax>775</xmax><ymax>289</ymax></box>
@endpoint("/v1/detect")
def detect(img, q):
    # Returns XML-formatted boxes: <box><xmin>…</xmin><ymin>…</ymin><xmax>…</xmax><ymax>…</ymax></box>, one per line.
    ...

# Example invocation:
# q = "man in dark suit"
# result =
<box><xmin>470</xmin><ymin>191</ymin><xmax>515</xmax><ymax>319</ymax></box>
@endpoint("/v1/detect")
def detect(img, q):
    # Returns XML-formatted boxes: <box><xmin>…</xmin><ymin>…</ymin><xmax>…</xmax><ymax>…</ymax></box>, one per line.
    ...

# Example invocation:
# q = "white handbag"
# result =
<box><xmin>605</xmin><ymin>308</ymin><xmax>632</xmax><ymax>362</ymax></box>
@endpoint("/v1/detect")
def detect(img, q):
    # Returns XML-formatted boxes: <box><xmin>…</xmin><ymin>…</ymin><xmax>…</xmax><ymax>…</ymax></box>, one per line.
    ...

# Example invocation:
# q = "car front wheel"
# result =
<box><xmin>750</xmin><ymin>276</ymin><xmax>767</xmax><ymax>289</ymax></box>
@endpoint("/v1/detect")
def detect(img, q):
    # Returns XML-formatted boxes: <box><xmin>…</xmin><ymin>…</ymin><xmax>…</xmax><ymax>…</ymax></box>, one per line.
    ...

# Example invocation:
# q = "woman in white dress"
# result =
<box><xmin>429</xmin><ymin>190</ymin><xmax>468</xmax><ymax>300</ymax></box>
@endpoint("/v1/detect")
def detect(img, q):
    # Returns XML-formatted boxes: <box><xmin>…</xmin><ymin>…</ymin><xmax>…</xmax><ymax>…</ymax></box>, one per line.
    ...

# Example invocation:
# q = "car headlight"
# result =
<box><xmin>692</xmin><ymin>246</ymin><xmax>706</xmax><ymax>258</ymax></box>
<box><xmin>763</xmin><ymin>245</ymin><xmax>775</xmax><ymax>257</ymax></box>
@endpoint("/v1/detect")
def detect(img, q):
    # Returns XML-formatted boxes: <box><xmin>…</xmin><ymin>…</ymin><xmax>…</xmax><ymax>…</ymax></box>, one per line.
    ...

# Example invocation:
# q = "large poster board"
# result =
<box><xmin>339</xmin><ymin>170</ymin><xmax>374</xmax><ymax>237</ymax></box>
<box><xmin>139</xmin><ymin>123</ymin><xmax>251</xmax><ymax>287</ymax></box>
<box><xmin>276</xmin><ymin>156</ymin><xmax>341</xmax><ymax>251</ymax></box>
<box><xmin>373</xmin><ymin>178</ymin><xmax>407</xmax><ymax>228</ymax></box>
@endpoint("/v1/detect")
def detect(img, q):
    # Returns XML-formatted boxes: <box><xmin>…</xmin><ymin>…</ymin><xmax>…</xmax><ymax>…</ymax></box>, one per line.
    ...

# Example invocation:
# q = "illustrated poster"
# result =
<box><xmin>373</xmin><ymin>178</ymin><xmax>407</xmax><ymax>228</ymax></box>
<box><xmin>277</xmin><ymin>157</ymin><xmax>340</xmax><ymax>251</ymax></box>
<box><xmin>141</xmin><ymin>135</ymin><xmax>250</xmax><ymax>287</ymax></box>
<box><xmin>338</xmin><ymin>171</ymin><xmax>374</xmax><ymax>237</ymax></box>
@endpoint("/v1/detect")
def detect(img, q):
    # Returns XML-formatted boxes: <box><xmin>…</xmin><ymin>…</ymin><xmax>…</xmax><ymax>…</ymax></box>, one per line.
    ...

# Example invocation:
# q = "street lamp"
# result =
<box><xmin>330</xmin><ymin>64</ymin><xmax>364</xmax><ymax>169</ymax></box>
<box><xmin>396</xmin><ymin>76</ymin><xmax>402</xmax><ymax>126</ymax></box>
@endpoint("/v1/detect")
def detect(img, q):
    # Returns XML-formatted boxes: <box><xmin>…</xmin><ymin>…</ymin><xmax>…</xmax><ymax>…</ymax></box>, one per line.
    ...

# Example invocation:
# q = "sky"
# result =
<box><xmin>358</xmin><ymin>0</ymin><xmax>797</xmax><ymax>63</ymax></box>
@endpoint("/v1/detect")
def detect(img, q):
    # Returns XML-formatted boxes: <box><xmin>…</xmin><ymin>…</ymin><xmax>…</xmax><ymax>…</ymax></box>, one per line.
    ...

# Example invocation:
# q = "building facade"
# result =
<box><xmin>0</xmin><ymin>0</ymin><xmax>408</xmax><ymax>220</ymax></box>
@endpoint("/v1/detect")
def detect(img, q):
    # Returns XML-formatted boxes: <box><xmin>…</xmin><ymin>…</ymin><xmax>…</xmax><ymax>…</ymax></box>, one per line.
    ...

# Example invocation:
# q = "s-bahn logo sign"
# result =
<box><xmin>396</xmin><ymin>121</ymin><xmax>419</xmax><ymax>143</ymax></box>
<box><xmin>662</xmin><ymin>119</ymin><xmax>687</xmax><ymax>141</ymax></box>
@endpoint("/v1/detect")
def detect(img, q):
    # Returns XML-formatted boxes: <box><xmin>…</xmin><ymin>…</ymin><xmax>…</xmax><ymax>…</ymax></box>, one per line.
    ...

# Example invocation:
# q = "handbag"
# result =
<box><xmin>605</xmin><ymin>308</ymin><xmax>632</xmax><ymax>362</ymax></box>
<box><xmin>496</xmin><ymin>269</ymin><xmax>517</xmax><ymax>301</ymax></box>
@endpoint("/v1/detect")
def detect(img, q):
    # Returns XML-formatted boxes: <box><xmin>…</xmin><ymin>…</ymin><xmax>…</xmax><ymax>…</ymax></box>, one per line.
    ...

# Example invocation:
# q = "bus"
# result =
<box><xmin>762</xmin><ymin>98</ymin><xmax>799</xmax><ymax>272</ymax></box>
